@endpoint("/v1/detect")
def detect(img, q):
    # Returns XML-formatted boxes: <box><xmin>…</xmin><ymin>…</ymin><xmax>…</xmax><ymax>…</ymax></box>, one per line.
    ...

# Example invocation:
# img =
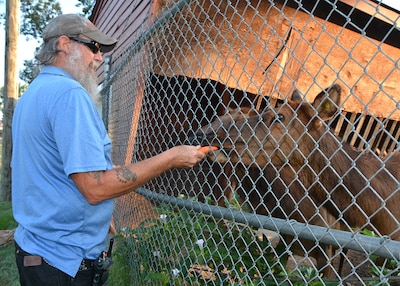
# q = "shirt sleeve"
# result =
<box><xmin>50</xmin><ymin>87</ymin><xmax>111</xmax><ymax>176</ymax></box>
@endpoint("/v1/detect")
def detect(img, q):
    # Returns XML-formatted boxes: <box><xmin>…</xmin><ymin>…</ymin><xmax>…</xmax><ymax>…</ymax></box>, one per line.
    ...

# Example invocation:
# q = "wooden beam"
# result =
<box><xmin>339</xmin><ymin>0</ymin><xmax>400</xmax><ymax>26</ymax></box>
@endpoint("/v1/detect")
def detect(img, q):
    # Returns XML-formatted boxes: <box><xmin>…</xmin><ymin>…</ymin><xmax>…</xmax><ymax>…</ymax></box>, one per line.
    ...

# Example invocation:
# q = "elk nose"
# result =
<box><xmin>187</xmin><ymin>132</ymin><xmax>215</xmax><ymax>146</ymax></box>
<box><xmin>187</xmin><ymin>134</ymin><xmax>202</xmax><ymax>145</ymax></box>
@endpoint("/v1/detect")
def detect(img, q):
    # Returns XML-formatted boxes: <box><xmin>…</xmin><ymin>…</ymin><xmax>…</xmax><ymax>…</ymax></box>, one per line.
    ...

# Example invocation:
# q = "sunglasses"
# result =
<box><xmin>69</xmin><ymin>37</ymin><xmax>101</xmax><ymax>54</ymax></box>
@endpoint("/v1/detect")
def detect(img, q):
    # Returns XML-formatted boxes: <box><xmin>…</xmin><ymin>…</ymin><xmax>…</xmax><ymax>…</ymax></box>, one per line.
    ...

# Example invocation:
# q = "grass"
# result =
<box><xmin>0</xmin><ymin>201</ymin><xmax>19</xmax><ymax>286</ymax></box>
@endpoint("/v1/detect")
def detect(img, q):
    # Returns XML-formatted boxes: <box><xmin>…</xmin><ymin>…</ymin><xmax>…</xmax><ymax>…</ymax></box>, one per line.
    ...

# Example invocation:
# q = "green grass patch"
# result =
<box><xmin>0</xmin><ymin>200</ymin><xmax>19</xmax><ymax>286</ymax></box>
<box><xmin>0</xmin><ymin>201</ymin><xmax>17</xmax><ymax>230</ymax></box>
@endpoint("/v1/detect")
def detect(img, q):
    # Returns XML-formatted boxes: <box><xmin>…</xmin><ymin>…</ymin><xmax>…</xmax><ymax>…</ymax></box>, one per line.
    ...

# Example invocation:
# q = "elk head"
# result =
<box><xmin>196</xmin><ymin>84</ymin><xmax>341</xmax><ymax>167</ymax></box>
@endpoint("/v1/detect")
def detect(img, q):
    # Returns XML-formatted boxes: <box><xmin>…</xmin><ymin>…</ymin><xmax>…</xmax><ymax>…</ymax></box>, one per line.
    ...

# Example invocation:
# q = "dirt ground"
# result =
<box><xmin>332</xmin><ymin>250</ymin><xmax>372</xmax><ymax>285</ymax></box>
<box><xmin>287</xmin><ymin>249</ymin><xmax>396</xmax><ymax>285</ymax></box>
<box><xmin>332</xmin><ymin>250</ymin><xmax>400</xmax><ymax>286</ymax></box>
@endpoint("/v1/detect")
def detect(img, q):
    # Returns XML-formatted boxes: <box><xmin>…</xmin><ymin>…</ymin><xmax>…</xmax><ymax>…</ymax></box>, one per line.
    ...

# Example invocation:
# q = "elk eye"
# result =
<box><xmin>271</xmin><ymin>114</ymin><xmax>284</xmax><ymax>124</ymax></box>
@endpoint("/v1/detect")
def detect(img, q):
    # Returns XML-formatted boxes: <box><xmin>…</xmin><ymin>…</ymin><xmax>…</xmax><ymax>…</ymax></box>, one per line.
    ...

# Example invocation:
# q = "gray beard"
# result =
<box><xmin>66</xmin><ymin>48</ymin><xmax>101</xmax><ymax>104</ymax></box>
<box><xmin>80</xmin><ymin>72</ymin><xmax>101</xmax><ymax>104</ymax></box>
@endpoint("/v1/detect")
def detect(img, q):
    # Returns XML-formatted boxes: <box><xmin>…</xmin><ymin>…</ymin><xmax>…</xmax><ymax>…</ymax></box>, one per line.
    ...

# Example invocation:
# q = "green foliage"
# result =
<box><xmin>17</xmin><ymin>0</ymin><xmax>62</xmax><ymax>84</ymax></box>
<box><xmin>0</xmin><ymin>201</ymin><xmax>17</xmax><ymax>230</ymax></box>
<box><xmin>358</xmin><ymin>229</ymin><xmax>400</xmax><ymax>286</ymax></box>
<box><xmin>19</xmin><ymin>0</ymin><xmax>96</xmax><ymax>42</ymax></box>
<box><xmin>0</xmin><ymin>201</ymin><xmax>19</xmax><ymax>286</ymax></box>
<box><xmin>76</xmin><ymin>0</ymin><xmax>96</xmax><ymax>17</ymax></box>
<box><xmin>18</xmin><ymin>0</ymin><xmax>96</xmax><ymax>84</ymax></box>
<box><xmin>109</xmin><ymin>203</ymin><xmax>400</xmax><ymax>285</ymax></box>
<box><xmin>108</xmin><ymin>201</ymin><xmax>332</xmax><ymax>285</ymax></box>
<box><xmin>19</xmin><ymin>58</ymin><xmax>40</xmax><ymax>85</ymax></box>
<box><xmin>20</xmin><ymin>0</ymin><xmax>63</xmax><ymax>41</ymax></box>
<box><xmin>0</xmin><ymin>243</ymin><xmax>19</xmax><ymax>286</ymax></box>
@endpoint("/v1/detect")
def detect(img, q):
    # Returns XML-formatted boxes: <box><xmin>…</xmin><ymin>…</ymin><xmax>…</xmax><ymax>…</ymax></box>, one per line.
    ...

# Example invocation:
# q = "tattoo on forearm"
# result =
<box><xmin>88</xmin><ymin>171</ymin><xmax>102</xmax><ymax>184</ymax></box>
<box><xmin>116</xmin><ymin>167</ymin><xmax>137</xmax><ymax>184</ymax></box>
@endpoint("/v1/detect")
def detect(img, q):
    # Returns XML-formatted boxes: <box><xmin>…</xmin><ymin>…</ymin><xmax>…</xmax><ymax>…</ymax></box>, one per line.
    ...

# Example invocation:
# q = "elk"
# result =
<box><xmin>196</xmin><ymin>101</ymin><xmax>340</xmax><ymax>277</ymax></box>
<box><xmin>196</xmin><ymin>84</ymin><xmax>400</xmax><ymax>277</ymax></box>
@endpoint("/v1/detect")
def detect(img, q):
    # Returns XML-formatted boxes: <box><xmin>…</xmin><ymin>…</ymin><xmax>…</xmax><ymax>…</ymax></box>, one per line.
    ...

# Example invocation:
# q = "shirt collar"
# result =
<box><xmin>40</xmin><ymin>66</ymin><xmax>74</xmax><ymax>80</ymax></box>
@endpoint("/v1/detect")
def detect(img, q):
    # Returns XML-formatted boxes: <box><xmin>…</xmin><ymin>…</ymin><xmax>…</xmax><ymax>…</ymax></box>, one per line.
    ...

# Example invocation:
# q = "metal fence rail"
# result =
<box><xmin>104</xmin><ymin>0</ymin><xmax>400</xmax><ymax>284</ymax></box>
<box><xmin>135</xmin><ymin>188</ymin><xmax>400</xmax><ymax>260</ymax></box>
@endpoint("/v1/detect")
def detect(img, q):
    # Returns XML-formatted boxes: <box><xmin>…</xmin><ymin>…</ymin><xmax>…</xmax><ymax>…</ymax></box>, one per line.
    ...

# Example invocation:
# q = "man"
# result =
<box><xmin>11</xmin><ymin>14</ymin><xmax>208</xmax><ymax>286</ymax></box>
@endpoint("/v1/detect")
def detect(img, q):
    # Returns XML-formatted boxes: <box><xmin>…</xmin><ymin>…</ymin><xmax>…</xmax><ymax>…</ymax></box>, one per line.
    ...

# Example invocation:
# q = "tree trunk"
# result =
<box><xmin>1</xmin><ymin>0</ymin><xmax>19</xmax><ymax>201</ymax></box>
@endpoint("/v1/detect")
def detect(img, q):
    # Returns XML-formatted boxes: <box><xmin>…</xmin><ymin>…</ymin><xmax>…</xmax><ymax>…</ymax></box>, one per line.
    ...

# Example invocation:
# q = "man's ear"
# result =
<box><xmin>57</xmin><ymin>35</ymin><xmax>72</xmax><ymax>54</ymax></box>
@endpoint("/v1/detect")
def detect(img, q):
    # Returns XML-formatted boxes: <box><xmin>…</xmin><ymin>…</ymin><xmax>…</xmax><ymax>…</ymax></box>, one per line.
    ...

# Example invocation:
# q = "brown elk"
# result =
<box><xmin>196</xmin><ymin>84</ymin><xmax>400</xmax><ymax>277</ymax></box>
<box><xmin>196</xmin><ymin>100</ymin><xmax>340</xmax><ymax>277</ymax></box>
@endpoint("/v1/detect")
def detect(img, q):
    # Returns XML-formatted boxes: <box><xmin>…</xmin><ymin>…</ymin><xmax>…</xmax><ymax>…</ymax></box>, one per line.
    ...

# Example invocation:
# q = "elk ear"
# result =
<box><xmin>290</xmin><ymin>89</ymin><xmax>303</xmax><ymax>103</ymax></box>
<box><xmin>228</xmin><ymin>107</ymin><xmax>236</xmax><ymax>114</ymax></box>
<box><xmin>312</xmin><ymin>84</ymin><xmax>341</xmax><ymax>121</ymax></box>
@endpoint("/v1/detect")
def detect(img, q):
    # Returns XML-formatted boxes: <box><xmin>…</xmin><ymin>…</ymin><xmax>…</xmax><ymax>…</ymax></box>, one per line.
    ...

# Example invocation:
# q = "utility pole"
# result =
<box><xmin>1</xmin><ymin>0</ymin><xmax>19</xmax><ymax>201</ymax></box>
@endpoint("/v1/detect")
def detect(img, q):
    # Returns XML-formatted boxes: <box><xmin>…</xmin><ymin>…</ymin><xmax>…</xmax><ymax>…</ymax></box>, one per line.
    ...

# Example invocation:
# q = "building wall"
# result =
<box><xmin>90</xmin><ymin>0</ymin><xmax>155</xmax><ymax>83</ymax></box>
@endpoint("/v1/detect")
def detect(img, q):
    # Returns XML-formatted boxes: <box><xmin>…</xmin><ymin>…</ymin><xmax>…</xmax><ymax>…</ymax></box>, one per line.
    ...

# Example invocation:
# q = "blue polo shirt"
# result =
<box><xmin>11</xmin><ymin>66</ymin><xmax>114</xmax><ymax>277</ymax></box>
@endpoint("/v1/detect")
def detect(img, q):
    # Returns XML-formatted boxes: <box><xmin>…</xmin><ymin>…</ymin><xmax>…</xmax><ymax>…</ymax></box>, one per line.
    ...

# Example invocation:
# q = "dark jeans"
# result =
<box><xmin>15</xmin><ymin>242</ymin><xmax>106</xmax><ymax>286</ymax></box>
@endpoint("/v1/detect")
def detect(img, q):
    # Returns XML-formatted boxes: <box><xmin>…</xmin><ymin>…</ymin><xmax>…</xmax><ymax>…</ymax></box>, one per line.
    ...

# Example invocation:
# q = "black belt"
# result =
<box><xmin>16</xmin><ymin>242</ymin><xmax>95</xmax><ymax>271</ymax></box>
<box><xmin>79</xmin><ymin>258</ymin><xmax>95</xmax><ymax>271</ymax></box>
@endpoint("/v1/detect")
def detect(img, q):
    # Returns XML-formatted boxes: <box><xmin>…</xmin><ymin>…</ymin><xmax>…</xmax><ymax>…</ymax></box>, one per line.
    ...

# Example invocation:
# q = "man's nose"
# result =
<box><xmin>94</xmin><ymin>51</ymin><xmax>103</xmax><ymax>62</ymax></box>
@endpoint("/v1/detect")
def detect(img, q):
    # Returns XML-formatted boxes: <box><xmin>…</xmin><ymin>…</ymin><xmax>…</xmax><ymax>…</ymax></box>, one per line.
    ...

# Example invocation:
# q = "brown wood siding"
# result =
<box><xmin>91</xmin><ymin>0</ymin><xmax>153</xmax><ymax>83</ymax></box>
<box><xmin>91</xmin><ymin>0</ymin><xmax>158</xmax><ymax>230</ymax></box>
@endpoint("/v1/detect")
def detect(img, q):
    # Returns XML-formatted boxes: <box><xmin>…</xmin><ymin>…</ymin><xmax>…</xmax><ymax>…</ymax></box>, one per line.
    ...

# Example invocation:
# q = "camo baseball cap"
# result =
<box><xmin>42</xmin><ymin>14</ymin><xmax>117</xmax><ymax>53</ymax></box>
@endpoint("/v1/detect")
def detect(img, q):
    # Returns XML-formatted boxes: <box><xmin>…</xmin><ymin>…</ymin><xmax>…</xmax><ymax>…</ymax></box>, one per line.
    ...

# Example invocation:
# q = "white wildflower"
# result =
<box><xmin>172</xmin><ymin>268</ymin><xmax>180</xmax><ymax>278</ymax></box>
<box><xmin>159</xmin><ymin>214</ymin><xmax>167</xmax><ymax>222</ymax></box>
<box><xmin>195</xmin><ymin>239</ymin><xmax>205</xmax><ymax>250</ymax></box>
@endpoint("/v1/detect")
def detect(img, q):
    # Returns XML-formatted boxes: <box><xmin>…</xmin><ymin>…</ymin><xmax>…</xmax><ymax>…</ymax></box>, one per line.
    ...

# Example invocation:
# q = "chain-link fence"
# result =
<box><xmin>101</xmin><ymin>0</ymin><xmax>400</xmax><ymax>284</ymax></box>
